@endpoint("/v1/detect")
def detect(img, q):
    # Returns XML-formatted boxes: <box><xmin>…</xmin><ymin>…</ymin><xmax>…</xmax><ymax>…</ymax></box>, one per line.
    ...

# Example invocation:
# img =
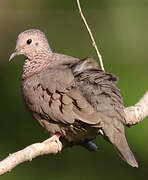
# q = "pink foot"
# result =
<box><xmin>44</xmin><ymin>133</ymin><xmax>62</xmax><ymax>152</ymax></box>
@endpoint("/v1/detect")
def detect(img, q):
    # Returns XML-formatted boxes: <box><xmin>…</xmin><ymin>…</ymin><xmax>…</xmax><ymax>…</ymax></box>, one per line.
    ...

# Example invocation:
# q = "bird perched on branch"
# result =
<box><xmin>9</xmin><ymin>29</ymin><xmax>138</xmax><ymax>167</ymax></box>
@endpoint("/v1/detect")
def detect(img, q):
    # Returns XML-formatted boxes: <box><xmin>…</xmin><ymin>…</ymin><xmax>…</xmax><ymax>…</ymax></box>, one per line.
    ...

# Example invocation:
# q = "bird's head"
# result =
<box><xmin>9</xmin><ymin>29</ymin><xmax>52</xmax><ymax>61</ymax></box>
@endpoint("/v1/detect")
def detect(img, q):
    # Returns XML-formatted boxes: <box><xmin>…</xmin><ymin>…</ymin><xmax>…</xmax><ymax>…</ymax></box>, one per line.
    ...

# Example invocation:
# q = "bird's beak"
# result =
<box><xmin>9</xmin><ymin>49</ymin><xmax>18</xmax><ymax>62</ymax></box>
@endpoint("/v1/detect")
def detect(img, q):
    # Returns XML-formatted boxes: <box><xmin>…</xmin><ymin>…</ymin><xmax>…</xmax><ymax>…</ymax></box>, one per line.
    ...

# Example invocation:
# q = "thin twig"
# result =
<box><xmin>76</xmin><ymin>0</ymin><xmax>105</xmax><ymax>71</ymax></box>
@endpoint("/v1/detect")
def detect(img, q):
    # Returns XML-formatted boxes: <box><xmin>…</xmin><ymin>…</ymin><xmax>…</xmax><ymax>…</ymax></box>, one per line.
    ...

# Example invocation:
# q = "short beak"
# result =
<box><xmin>9</xmin><ymin>49</ymin><xmax>18</xmax><ymax>62</ymax></box>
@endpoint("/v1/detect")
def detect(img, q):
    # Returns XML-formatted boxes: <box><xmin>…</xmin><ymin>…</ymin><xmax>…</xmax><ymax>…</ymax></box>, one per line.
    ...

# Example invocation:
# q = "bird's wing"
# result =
<box><xmin>28</xmin><ymin>60</ymin><xmax>100</xmax><ymax>125</ymax></box>
<box><xmin>73</xmin><ymin>67</ymin><xmax>125</xmax><ymax>126</ymax></box>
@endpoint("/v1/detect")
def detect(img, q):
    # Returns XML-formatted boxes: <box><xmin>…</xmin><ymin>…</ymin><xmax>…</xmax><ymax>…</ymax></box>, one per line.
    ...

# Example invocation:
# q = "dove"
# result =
<box><xmin>9</xmin><ymin>29</ymin><xmax>138</xmax><ymax>167</ymax></box>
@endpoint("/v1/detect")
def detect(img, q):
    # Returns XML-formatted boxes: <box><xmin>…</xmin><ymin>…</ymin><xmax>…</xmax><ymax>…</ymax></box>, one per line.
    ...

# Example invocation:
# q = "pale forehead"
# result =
<box><xmin>17</xmin><ymin>29</ymin><xmax>47</xmax><ymax>41</ymax></box>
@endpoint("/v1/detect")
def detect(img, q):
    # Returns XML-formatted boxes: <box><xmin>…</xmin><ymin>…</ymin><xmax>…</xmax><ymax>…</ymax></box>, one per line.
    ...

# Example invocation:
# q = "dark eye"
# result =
<box><xmin>26</xmin><ymin>39</ymin><xmax>32</xmax><ymax>45</ymax></box>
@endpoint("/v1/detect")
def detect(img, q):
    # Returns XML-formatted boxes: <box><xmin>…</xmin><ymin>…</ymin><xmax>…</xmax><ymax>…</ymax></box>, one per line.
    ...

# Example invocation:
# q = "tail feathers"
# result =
<box><xmin>103</xmin><ymin>126</ymin><xmax>138</xmax><ymax>168</ymax></box>
<box><xmin>115</xmin><ymin>142</ymin><xmax>138</xmax><ymax>168</ymax></box>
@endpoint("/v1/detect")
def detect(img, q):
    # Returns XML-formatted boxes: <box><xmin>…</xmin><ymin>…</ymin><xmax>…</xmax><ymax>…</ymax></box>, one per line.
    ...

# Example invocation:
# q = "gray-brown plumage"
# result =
<box><xmin>9</xmin><ymin>29</ymin><xmax>138</xmax><ymax>167</ymax></box>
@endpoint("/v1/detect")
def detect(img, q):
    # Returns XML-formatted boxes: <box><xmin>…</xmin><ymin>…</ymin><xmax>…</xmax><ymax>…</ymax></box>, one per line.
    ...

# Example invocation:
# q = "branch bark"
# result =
<box><xmin>125</xmin><ymin>91</ymin><xmax>148</xmax><ymax>126</ymax></box>
<box><xmin>0</xmin><ymin>140</ymin><xmax>59</xmax><ymax>176</ymax></box>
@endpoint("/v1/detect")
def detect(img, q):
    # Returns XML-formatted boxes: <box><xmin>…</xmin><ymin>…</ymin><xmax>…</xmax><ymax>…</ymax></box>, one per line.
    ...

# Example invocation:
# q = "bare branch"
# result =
<box><xmin>76</xmin><ymin>0</ymin><xmax>105</xmax><ymax>71</ymax></box>
<box><xmin>0</xmin><ymin>140</ymin><xmax>60</xmax><ymax>176</ymax></box>
<box><xmin>125</xmin><ymin>91</ymin><xmax>148</xmax><ymax>126</ymax></box>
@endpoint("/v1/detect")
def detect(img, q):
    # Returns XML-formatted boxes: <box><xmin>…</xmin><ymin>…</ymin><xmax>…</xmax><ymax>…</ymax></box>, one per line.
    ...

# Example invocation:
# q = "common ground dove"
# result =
<box><xmin>9</xmin><ymin>29</ymin><xmax>138</xmax><ymax>167</ymax></box>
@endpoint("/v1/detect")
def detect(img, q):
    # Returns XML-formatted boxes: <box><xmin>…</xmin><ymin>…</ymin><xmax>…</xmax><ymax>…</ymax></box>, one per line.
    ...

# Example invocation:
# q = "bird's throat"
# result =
<box><xmin>22</xmin><ymin>55</ymin><xmax>51</xmax><ymax>80</ymax></box>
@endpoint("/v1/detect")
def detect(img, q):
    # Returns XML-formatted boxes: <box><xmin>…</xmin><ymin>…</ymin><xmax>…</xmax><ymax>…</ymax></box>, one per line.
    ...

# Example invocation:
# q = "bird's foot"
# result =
<box><xmin>44</xmin><ymin>133</ymin><xmax>62</xmax><ymax>152</ymax></box>
<box><xmin>82</xmin><ymin>141</ymin><xmax>98</xmax><ymax>152</ymax></box>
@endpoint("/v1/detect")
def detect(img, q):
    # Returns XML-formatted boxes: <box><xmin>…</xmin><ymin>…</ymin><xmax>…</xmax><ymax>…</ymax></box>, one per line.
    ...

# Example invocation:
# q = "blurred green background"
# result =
<box><xmin>0</xmin><ymin>0</ymin><xmax>148</xmax><ymax>179</ymax></box>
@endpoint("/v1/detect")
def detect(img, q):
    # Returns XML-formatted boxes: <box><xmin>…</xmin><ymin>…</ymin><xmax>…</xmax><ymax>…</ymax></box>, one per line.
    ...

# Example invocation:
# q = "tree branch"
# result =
<box><xmin>0</xmin><ymin>140</ymin><xmax>60</xmax><ymax>176</ymax></box>
<box><xmin>125</xmin><ymin>91</ymin><xmax>148</xmax><ymax>126</ymax></box>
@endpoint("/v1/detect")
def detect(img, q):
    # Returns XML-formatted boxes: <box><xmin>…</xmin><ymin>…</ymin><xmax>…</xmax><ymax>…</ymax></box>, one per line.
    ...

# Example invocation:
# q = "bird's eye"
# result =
<box><xmin>26</xmin><ymin>39</ymin><xmax>32</xmax><ymax>45</ymax></box>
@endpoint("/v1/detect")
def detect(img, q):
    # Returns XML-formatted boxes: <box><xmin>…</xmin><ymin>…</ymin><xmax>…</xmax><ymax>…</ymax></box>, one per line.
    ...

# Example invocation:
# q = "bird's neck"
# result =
<box><xmin>21</xmin><ymin>52</ymin><xmax>52</xmax><ymax>80</ymax></box>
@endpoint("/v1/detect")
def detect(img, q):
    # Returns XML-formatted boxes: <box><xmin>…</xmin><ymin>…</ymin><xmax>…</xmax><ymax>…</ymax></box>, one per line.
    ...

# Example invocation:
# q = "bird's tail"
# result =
<box><xmin>103</xmin><ymin>126</ymin><xmax>138</xmax><ymax>168</ymax></box>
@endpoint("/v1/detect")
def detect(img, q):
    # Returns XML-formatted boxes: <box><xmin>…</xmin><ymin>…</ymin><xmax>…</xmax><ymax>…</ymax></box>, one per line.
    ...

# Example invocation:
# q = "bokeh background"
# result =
<box><xmin>0</xmin><ymin>0</ymin><xmax>148</xmax><ymax>179</ymax></box>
